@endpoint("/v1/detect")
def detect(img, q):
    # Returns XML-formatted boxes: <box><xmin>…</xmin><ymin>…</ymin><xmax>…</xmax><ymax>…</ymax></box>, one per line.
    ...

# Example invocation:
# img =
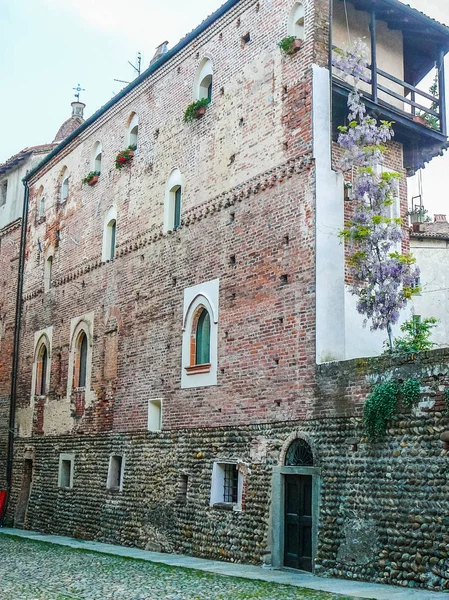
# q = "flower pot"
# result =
<box><xmin>87</xmin><ymin>175</ymin><xmax>99</xmax><ymax>186</ymax></box>
<box><xmin>288</xmin><ymin>38</ymin><xmax>303</xmax><ymax>54</ymax></box>
<box><xmin>196</xmin><ymin>106</ymin><xmax>207</xmax><ymax>119</ymax></box>
<box><xmin>413</xmin><ymin>115</ymin><xmax>426</xmax><ymax>126</ymax></box>
<box><xmin>127</xmin><ymin>150</ymin><xmax>135</xmax><ymax>158</ymax></box>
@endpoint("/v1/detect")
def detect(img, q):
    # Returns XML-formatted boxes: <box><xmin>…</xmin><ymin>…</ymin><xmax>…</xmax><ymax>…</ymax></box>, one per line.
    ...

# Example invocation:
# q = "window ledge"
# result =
<box><xmin>211</xmin><ymin>502</ymin><xmax>241</xmax><ymax>512</ymax></box>
<box><xmin>185</xmin><ymin>363</ymin><xmax>211</xmax><ymax>376</ymax></box>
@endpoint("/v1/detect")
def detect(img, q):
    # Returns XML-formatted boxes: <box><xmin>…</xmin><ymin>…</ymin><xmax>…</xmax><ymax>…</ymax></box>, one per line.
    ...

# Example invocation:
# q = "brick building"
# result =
<box><xmin>3</xmin><ymin>0</ymin><xmax>449</xmax><ymax>591</ymax></box>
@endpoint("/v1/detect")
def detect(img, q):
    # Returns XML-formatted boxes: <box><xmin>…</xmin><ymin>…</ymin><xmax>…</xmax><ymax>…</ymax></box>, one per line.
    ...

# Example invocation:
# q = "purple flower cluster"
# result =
<box><xmin>337</xmin><ymin>40</ymin><xmax>419</xmax><ymax>347</ymax></box>
<box><xmin>332</xmin><ymin>39</ymin><xmax>370</xmax><ymax>83</ymax></box>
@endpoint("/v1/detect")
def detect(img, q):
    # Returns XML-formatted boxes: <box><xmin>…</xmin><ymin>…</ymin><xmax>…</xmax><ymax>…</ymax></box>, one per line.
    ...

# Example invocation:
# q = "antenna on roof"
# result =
<box><xmin>113</xmin><ymin>52</ymin><xmax>142</xmax><ymax>88</ymax></box>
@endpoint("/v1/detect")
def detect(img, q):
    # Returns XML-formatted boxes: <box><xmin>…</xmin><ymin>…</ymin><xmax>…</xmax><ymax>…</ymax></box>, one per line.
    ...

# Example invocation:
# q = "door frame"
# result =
<box><xmin>270</xmin><ymin>466</ymin><xmax>321</xmax><ymax>571</ymax></box>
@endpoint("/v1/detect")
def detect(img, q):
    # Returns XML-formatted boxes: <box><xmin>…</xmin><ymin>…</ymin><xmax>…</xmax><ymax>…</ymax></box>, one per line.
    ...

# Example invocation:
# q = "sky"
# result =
<box><xmin>0</xmin><ymin>0</ymin><xmax>448</xmax><ymax>215</ymax></box>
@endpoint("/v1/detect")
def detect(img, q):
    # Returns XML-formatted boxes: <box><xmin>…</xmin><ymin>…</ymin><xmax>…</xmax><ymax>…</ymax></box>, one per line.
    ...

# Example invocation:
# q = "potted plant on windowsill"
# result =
<box><xmin>278</xmin><ymin>36</ymin><xmax>303</xmax><ymax>55</ymax></box>
<box><xmin>115</xmin><ymin>145</ymin><xmax>137</xmax><ymax>169</ymax></box>
<box><xmin>82</xmin><ymin>171</ymin><xmax>100</xmax><ymax>186</ymax></box>
<box><xmin>184</xmin><ymin>98</ymin><xmax>210</xmax><ymax>123</ymax></box>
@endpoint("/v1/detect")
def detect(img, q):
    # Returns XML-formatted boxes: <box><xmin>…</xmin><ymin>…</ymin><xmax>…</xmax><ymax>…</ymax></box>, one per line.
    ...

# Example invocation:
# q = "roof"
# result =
<box><xmin>410</xmin><ymin>219</ymin><xmax>449</xmax><ymax>241</ymax></box>
<box><xmin>25</xmin><ymin>0</ymin><xmax>449</xmax><ymax>183</ymax></box>
<box><xmin>0</xmin><ymin>144</ymin><xmax>56</xmax><ymax>179</ymax></box>
<box><xmin>53</xmin><ymin>115</ymin><xmax>85</xmax><ymax>143</ymax></box>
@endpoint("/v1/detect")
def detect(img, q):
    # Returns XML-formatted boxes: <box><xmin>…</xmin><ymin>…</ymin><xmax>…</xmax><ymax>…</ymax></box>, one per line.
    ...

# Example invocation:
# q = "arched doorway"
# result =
<box><xmin>284</xmin><ymin>439</ymin><xmax>314</xmax><ymax>571</ymax></box>
<box><xmin>270</xmin><ymin>437</ymin><xmax>320</xmax><ymax>572</ymax></box>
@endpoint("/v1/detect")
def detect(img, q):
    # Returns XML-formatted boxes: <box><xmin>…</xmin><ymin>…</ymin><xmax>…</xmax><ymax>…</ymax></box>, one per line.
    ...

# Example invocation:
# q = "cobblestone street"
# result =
<box><xmin>0</xmin><ymin>536</ymin><xmax>363</xmax><ymax>600</ymax></box>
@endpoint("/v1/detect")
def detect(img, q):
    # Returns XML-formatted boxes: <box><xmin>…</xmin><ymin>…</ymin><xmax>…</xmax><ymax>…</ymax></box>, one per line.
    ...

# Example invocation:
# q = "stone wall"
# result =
<box><xmin>8</xmin><ymin>349</ymin><xmax>449</xmax><ymax>592</ymax></box>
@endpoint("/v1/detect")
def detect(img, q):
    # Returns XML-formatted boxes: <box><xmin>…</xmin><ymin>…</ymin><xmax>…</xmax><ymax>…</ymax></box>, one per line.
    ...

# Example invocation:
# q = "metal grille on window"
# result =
<box><xmin>284</xmin><ymin>438</ymin><xmax>314</xmax><ymax>466</ymax></box>
<box><xmin>223</xmin><ymin>463</ymin><xmax>238</xmax><ymax>503</ymax></box>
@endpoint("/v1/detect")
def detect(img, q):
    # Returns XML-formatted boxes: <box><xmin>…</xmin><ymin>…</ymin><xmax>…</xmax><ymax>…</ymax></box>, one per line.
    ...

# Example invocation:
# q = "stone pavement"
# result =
<box><xmin>0</xmin><ymin>528</ymin><xmax>447</xmax><ymax>600</ymax></box>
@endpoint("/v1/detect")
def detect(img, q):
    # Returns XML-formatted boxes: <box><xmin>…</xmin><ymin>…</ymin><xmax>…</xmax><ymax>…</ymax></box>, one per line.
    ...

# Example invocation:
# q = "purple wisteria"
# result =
<box><xmin>337</xmin><ymin>41</ymin><xmax>419</xmax><ymax>349</ymax></box>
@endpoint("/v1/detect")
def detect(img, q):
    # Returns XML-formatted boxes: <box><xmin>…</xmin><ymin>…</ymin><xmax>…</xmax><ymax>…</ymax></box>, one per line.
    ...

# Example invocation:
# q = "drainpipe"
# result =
<box><xmin>1</xmin><ymin>180</ymin><xmax>29</xmax><ymax>526</ymax></box>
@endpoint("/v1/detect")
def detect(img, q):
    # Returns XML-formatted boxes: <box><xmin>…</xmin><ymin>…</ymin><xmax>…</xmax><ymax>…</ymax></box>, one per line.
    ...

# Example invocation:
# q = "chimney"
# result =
<box><xmin>71</xmin><ymin>101</ymin><xmax>85</xmax><ymax>118</ymax></box>
<box><xmin>150</xmin><ymin>41</ymin><xmax>169</xmax><ymax>65</ymax></box>
<box><xmin>434</xmin><ymin>214</ymin><xmax>447</xmax><ymax>222</ymax></box>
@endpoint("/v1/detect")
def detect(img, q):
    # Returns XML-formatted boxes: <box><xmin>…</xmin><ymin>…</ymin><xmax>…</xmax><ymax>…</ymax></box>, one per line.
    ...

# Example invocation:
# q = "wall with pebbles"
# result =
<box><xmin>9</xmin><ymin>348</ymin><xmax>449</xmax><ymax>592</ymax></box>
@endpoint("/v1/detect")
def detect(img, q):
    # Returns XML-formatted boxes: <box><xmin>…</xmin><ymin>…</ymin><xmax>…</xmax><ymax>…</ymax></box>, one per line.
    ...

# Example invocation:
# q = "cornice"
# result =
<box><xmin>23</xmin><ymin>153</ymin><xmax>314</xmax><ymax>301</ymax></box>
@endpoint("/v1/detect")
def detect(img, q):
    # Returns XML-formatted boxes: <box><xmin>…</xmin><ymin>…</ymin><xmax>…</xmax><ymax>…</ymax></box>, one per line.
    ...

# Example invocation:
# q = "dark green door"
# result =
<box><xmin>284</xmin><ymin>475</ymin><xmax>313</xmax><ymax>571</ymax></box>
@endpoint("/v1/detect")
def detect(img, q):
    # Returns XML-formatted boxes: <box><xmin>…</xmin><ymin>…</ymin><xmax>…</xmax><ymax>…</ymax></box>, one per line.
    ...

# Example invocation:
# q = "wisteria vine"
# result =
<box><xmin>335</xmin><ymin>41</ymin><xmax>419</xmax><ymax>350</ymax></box>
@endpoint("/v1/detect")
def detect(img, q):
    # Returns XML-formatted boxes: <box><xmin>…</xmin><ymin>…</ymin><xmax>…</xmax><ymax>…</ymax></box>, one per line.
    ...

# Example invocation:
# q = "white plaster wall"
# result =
<box><xmin>0</xmin><ymin>156</ymin><xmax>43</xmax><ymax>230</ymax></box>
<box><xmin>313</xmin><ymin>65</ymin><xmax>346</xmax><ymax>363</ymax></box>
<box><xmin>411</xmin><ymin>238</ymin><xmax>449</xmax><ymax>348</ymax></box>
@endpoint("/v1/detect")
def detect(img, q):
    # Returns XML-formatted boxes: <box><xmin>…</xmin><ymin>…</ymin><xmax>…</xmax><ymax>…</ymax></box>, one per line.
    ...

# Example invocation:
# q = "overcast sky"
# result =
<box><xmin>0</xmin><ymin>0</ymin><xmax>448</xmax><ymax>215</ymax></box>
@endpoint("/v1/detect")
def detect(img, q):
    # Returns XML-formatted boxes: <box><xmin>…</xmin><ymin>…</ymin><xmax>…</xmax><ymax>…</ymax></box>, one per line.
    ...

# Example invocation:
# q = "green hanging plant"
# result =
<box><xmin>277</xmin><ymin>36</ymin><xmax>302</xmax><ymax>55</ymax></box>
<box><xmin>364</xmin><ymin>378</ymin><xmax>421</xmax><ymax>440</ymax></box>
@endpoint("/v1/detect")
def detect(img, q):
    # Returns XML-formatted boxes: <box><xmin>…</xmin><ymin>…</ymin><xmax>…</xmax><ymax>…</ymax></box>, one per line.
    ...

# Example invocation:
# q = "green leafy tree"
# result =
<box><xmin>389</xmin><ymin>316</ymin><xmax>437</xmax><ymax>354</ymax></box>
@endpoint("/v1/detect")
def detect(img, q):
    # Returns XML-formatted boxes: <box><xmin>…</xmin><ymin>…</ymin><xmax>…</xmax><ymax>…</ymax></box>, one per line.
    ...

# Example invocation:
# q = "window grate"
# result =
<box><xmin>223</xmin><ymin>463</ymin><xmax>238</xmax><ymax>503</ymax></box>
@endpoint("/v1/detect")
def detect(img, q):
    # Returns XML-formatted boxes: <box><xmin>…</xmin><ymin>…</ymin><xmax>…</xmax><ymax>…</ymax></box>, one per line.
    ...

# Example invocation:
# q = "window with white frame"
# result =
<box><xmin>210</xmin><ymin>462</ymin><xmax>243</xmax><ymax>509</ymax></box>
<box><xmin>127</xmin><ymin>113</ymin><xmax>138</xmax><ymax>148</ymax></box>
<box><xmin>164</xmin><ymin>169</ymin><xmax>183</xmax><ymax>232</ymax></box>
<box><xmin>181</xmin><ymin>279</ymin><xmax>219</xmax><ymax>389</ymax></box>
<box><xmin>67</xmin><ymin>314</ymin><xmax>94</xmax><ymax>400</ymax></box>
<box><xmin>288</xmin><ymin>2</ymin><xmax>305</xmax><ymax>39</ymax></box>
<box><xmin>102</xmin><ymin>206</ymin><xmax>117</xmax><ymax>261</ymax></box>
<box><xmin>107</xmin><ymin>455</ymin><xmax>125</xmax><ymax>490</ymax></box>
<box><xmin>44</xmin><ymin>255</ymin><xmax>53</xmax><ymax>292</ymax></box>
<box><xmin>35</xmin><ymin>342</ymin><xmax>48</xmax><ymax>396</ymax></box>
<box><xmin>58</xmin><ymin>453</ymin><xmax>74</xmax><ymax>489</ymax></box>
<box><xmin>148</xmin><ymin>399</ymin><xmax>162</xmax><ymax>432</ymax></box>
<box><xmin>31</xmin><ymin>328</ymin><xmax>52</xmax><ymax>404</ymax></box>
<box><xmin>93</xmin><ymin>141</ymin><xmax>102</xmax><ymax>174</ymax></box>
<box><xmin>195</xmin><ymin>58</ymin><xmax>213</xmax><ymax>102</ymax></box>
<box><xmin>60</xmin><ymin>169</ymin><xmax>69</xmax><ymax>202</ymax></box>
<box><xmin>38</xmin><ymin>195</ymin><xmax>46</xmax><ymax>218</ymax></box>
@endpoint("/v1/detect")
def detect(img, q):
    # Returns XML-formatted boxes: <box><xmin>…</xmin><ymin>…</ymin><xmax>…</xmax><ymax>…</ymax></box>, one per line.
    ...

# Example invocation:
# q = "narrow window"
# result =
<box><xmin>178</xmin><ymin>473</ymin><xmax>188</xmax><ymax>503</ymax></box>
<box><xmin>61</xmin><ymin>176</ymin><xmax>69</xmax><ymax>202</ymax></box>
<box><xmin>58</xmin><ymin>454</ymin><xmax>74</xmax><ymax>489</ymax></box>
<box><xmin>195</xmin><ymin>309</ymin><xmax>211</xmax><ymax>365</ymax></box>
<box><xmin>44</xmin><ymin>256</ymin><xmax>53</xmax><ymax>292</ymax></box>
<box><xmin>148</xmin><ymin>399</ymin><xmax>162</xmax><ymax>432</ymax></box>
<box><xmin>289</xmin><ymin>3</ymin><xmax>305</xmax><ymax>40</ymax></box>
<box><xmin>94</xmin><ymin>149</ymin><xmax>102</xmax><ymax>174</ymax></box>
<box><xmin>38</xmin><ymin>196</ymin><xmax>45</xmax><ymax>218</ymax></box>
<box><xmin>36</xmin><ymin>345</ymin><xmax>48</xmax><ymax>396</ymax></box>
<box><xmin>78</xmin><ymin>332</ymin><xmax>88</xmax><ymax>388</ymax></box>
<box><xmin>107</xmin><ymin>455</ymin><xmax>124</xmax><ymax>490</ymax></box>
<box><xmin>174</xmin><ymin>186</ymin><xmax>182</xmax><ymax>229</ymax></box>
<box><xmin>107</xmin><ymin>219</ymin><xmax>116</xmax><ymax>260</ymax></box>
<box><xmin>0</xmin><ymin>180</ymin><xmax>8</xmax><ymax>206</ymax></box>
<box><xmin>223</xmin><ymin>463</ymin><xmax>238</xmax><ymax>503</ymax></box>
<box><xmin>196</xmin><ymin>58</ymin><xmax>213</xmax><ymax>101</ymax></box>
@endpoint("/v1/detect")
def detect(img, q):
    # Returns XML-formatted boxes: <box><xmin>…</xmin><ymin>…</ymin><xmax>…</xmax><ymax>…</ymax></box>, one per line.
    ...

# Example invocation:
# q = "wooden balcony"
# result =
<box><xmin>331</xmin><ymin>0</ymin><xmax>449</xmax><ymax>175</ymax></box>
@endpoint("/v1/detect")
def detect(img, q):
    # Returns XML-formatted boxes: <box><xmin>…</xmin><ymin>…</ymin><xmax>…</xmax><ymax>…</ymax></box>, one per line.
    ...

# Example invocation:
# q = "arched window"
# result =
<box><xmin>102</xmin><ymin>206</ymin><xmax>118</xmax><ymax>261</ymax></box>
<box><xmin>164</xmin><ymin>169</ymin><xmax>183</xmax><ymax>232</ymax></box>
<box><xmin>107</xmin><ymin>219</ymin><xmax>116</xmax><ymax>260</ymax></box>
<box><xmin>44</xmin><ymin>256</ymin><xmax>53</xmax><ymax>292</ymax></box>
<box><xmin>38</xmin><ymin>196</ymin><xmax>46</xmax><ymax>218</ymax></box>
<box><xmin>60</xmin><ymin>167</ymin><xmax>69</xmax><ymax>203</ymax></box>
<box><xmin>288</xmin><ymin>2</ymin><xmax>305</xmax><ymax>39</ymax></box>
<box><xmin>195</xmin><ymin>308</ymin><xmax>211</xmax><ymax>365</ymax></box>
<box><xmin>195</xmin><ymin>58</ymin><xmax>213</xmax><ymax>102</ymax></box>
<box><xmin>284</xmin><ymin>438</ymin><xmax>314</xmax><ymax>466</ymax></box>
<box><xmin>93</xmin><ymin>142</ymin><xmax>102</xmax><ymax>174</ymax></box>
<box><xmin>127</xmin><ymin>113</ymin><xmax>138</xmax><ymax>148</ymax></box>
<box><xmin>75</xmin><ymin>331</ymin><xmax>88</xmax><ymax>388</ymax></box>
<box><xmin>35</xmin><ymin>344</ymin><xmax>48</xmax><ymax>396</ymax></box>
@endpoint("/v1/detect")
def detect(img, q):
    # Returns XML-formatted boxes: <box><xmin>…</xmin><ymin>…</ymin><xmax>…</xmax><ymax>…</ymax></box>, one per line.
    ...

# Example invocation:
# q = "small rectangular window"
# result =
<box><xmin>178</xmin><ymin>473</ymin><xmax>188</xmax><ymax>503</ymax></box>
<box><xmin>210</xmin><ymin>461</ymin><xmax>243</xmax><ymax>509</ymax></box>
<box><xmin>107</xmin><ymin>455</ymin><xmax>124</xmax><ymax>490</ymax></box>
<box><xmin>148</xmin><ymin>399</ymin><xmax>162</xmax><ymax>432</ymax></box>
<box><xmin>223</xmin><ymin>463</ymin><xmax>238</xmax><ymax>503</ymax></box>
<box><xmin>58</xmin><ymin>454</ymin><xmax>74</xmax><ymax>489</ymax></box>
<box><xmin>0</xmin><ymin>180</ymin><xmax>7</xmax><ymax>207</ymax></box>
<box><xmin>174</xmin><ymin>187</ymin><xmax>181</xmax><ymax>229</ymax></box>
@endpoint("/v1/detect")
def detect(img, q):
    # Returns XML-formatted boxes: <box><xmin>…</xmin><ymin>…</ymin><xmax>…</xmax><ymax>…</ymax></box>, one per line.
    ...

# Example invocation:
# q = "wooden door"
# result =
<box><xmin>15</xmin><ymin>459</ymin><xmax>33</xmax><ymax>527</ymax></box>
<box><xmin>284</xmin><ymin>474</ymin><xmax>313</xmax><ymax>571</ymax></box>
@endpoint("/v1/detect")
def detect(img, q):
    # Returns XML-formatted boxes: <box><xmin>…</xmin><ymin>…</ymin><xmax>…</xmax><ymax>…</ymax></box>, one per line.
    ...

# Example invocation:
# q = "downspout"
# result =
<box><xmin>1</xmin><ymin>180</ymin><xmax>29</xmax><ymax>526</ymax></box>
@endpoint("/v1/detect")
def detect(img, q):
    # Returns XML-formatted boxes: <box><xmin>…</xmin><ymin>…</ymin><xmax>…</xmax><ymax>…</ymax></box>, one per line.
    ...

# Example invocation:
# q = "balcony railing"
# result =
<box><xmin>332</xmin><ymin>46</ymin><xmax>446</xmax><ymax>135</ymax></box>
